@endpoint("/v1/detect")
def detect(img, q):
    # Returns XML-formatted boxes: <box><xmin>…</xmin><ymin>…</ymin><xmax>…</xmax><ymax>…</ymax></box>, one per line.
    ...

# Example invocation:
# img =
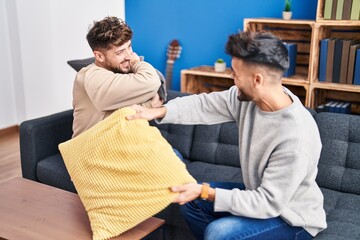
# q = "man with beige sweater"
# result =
<box><xmin>72</xmin><ymin>17</ymin><xmax>162</xmax><ymax>138</ymax></box>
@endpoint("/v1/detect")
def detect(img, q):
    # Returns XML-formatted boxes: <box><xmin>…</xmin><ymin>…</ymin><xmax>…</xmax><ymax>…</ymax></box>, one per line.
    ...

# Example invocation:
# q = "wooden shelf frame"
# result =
<box><xmin>243</xmin><ymin>16</ymin><xmax>360</xmax><ymax>111</ymax></box>
<box><xmin>180</xmin><ymin>2</ymin><xmax>360</xmax><ymax>112</ymax></box>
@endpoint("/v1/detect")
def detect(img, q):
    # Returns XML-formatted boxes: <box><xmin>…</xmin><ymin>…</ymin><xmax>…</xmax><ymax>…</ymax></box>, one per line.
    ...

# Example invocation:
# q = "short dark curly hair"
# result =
<box><xmin>86</xmin><ymin>16</ymin><xmax>133</xmax><ymax>51</ymax></box>
<box><xmin>225</xmin><ymin>31</ymin><xmax>289</xmax><ymax>72</ymax></box>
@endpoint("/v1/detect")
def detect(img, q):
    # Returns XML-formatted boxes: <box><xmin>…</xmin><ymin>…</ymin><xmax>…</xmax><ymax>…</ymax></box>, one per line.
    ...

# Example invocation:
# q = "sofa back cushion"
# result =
<box><xmin>151</xmin><ymin>122</ymin><xmax>195</xmax><ymax>159</ymax></box>
<box><xmin>315</xmin><ymin>112</ymin><xmax>360</xmax><ymax>194</ymax></box>
<box><xmin>190</xmin><ymin>122</ymin><xmax>240</xmax><ymax>167</ymax></box>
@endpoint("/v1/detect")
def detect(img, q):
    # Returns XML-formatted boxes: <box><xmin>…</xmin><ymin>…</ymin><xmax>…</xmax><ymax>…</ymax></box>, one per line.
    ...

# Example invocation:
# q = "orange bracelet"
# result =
<box><xmin>200</xmin><ymin>182</ymin><xmax>210</xmax><ymax>200</ymax></box>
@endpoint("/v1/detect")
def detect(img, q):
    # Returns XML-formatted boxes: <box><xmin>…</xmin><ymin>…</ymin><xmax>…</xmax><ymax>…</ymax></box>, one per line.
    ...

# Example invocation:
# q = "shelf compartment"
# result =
<box><xmin>244</xmin><ymin>19</ymin><xmax>315</xmax><ymax>84</ymax></box>
<box><xmin>181</xmin><ymin>66</ymin><xmax>233</xmax><ymax>94</ymax></box>
<box><xmin>316</xmin><ymin>0</ymin><xmax>360</xmax><ymax>22</ymax></box>
<box><xmin>311</xmin><ymin>87</ymin><xmax>360</xmax><ymax>114</ymax></box>
<box><xmin>312</xmin><ymin>23</ymin><xmax>360</xmax><ymax>84</ymax></box>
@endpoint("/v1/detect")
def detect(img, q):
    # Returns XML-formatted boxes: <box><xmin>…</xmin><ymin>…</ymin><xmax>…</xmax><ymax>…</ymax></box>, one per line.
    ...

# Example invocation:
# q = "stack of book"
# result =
<box><xmin>323</xmin><ymin>0</ymin><xmax>360</xmax><ymax>20</ymax></box>
<box><xmin>319</xmin><ymin>38</ymin><xmax>360</xmax><ymax>85</ymax></box>
<box><xmin>316</xmin><ymin>100</ymin><xmax>352</xmax><ymax>114</ymax></box>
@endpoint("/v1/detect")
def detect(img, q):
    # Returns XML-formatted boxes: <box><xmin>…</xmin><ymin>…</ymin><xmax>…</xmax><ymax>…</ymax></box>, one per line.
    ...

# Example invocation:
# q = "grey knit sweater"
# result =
<box><xmin>160</xmin><ymin>86</ymin><xmax>327</xmax><ymax>237</ymax></box>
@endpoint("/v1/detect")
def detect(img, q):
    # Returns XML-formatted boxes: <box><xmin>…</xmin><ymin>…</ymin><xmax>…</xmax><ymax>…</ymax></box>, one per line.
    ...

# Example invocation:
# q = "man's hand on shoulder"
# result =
<box><xmin>126</xmin><ymin>105</ymin><xmax>167</xmax><ymax>121</ymax></box>
<box><xmin>150</xmin><ymin>94</ymin><xmax>164</xmax><ymax>108</ymax></box>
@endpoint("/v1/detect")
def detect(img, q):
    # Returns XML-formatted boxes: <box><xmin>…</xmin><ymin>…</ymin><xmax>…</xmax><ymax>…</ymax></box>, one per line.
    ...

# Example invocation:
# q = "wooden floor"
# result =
<box><xmin>0</xmin><ymin>130</ymin><xmax>21</xmax><ymax>183</ymax></box>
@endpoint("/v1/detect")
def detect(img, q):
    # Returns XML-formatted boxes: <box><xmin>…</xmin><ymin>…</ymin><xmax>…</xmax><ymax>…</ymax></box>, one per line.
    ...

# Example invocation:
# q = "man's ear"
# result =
<box><xmin>94</xmin><ymin>50</ymin><xmax>105</xmax><ymax>63</ymax></box>
<box><xmin>253</xmin><ymin>73</ymin><xmax>264</xmax><ymax>87</ymax></box>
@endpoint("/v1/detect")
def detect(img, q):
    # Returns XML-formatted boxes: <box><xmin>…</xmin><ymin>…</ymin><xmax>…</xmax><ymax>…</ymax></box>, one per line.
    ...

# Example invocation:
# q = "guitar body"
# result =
<box><xmin>166</xmin><ymin>40</ymin><xmax>182</xmax><ymax>89</ymax></box>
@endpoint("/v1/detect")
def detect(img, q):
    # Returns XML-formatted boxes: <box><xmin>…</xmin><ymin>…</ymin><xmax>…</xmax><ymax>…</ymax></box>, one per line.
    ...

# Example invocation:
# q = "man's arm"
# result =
<box><xmin>128</xmin><ymin>86</ymin><xmax>240</xmax><ymax>125</ymax></box>
<box><xmin>84</xmin><ymin>57</ymin><xmax>160</xmax><ymax>111</ymax></box>
<box><xmin>126</xmin><ymin>105</ymin><xmax>167</xmax><ymax>121</ymax></box>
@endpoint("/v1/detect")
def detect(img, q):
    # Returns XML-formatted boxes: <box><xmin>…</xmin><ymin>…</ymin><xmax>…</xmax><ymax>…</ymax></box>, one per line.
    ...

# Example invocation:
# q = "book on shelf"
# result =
<box><xmin>335</xmin><ymin>102</ymin><xmax>345</xmax><ymax>113</ymax></box>
<box><xmin>329</xmin><ymin>101</ymin><xmax>339</xmax><ymax>112</ymax></box>
<box><xmin>353</xmin><ymin>48</ymin><xmax>360</xmax><ymax>85</ymax></box>
<box><xmin>332</xmin><ymin>39</ymin><xmax>343</xmax><ymax>83</ymax></box>
<box><xmin>316</xmin><ymin>104</ymin><xmax>325</xmax><ymax>112</ymax></box>
<box><xmin>342</xmin><ymin>0</ymin><xmax>353</xmax><ymax>20</ymax></box>
<box><xmin>339</xmin><ymin>39</ymin><xmax>358</xmax><ymax>84</ymax></box>
<box><xmin>283</xmin><ymin>43</ymin><xmax>297</xmax><ymax>77</ymax></box>
<box><xmin>340</xmin><ymin>102</ymin><xmax>351</xmax><ymax>114</ymax></box>
<box><xmin>324</xmin><ymin>101</ymin><xmax>334</xmax><ymax>111</ymax></box>
<box><xmin>336</xmin><ymin>0</ymin><xmax>345</xmax><ymax>20</ymax></box>
<box><xmin>350</xmin><ymin>0</ymin><xmax>360</xmax><ymax>20</ymax></box>
<box><xmin>319</xmin><ymin>38</ymin><xmax>331</xmax><ymax>82</ymax></box>
<box><xmin>321</xmin><ymin>100</ymin><xmax>351</xmax><ymax>114</ymax></box>
<box><xmin>326</xmin><ymin>39</ymin><xmax>337</xmax><ymax>82</ymax></box>
<box><xmin>324</xmin><ymin>0</ymin><xmax>334</xmax><ymax>19</ymax></box>
<box><xmin>347</xmin><ymin>44</ymin><xmax>360</xmax><ymax>84</ymax></box>
<box><xmin>331</xmin><ymin>0</ymin><xmax>339</xmax><ymax>19</ymax></box>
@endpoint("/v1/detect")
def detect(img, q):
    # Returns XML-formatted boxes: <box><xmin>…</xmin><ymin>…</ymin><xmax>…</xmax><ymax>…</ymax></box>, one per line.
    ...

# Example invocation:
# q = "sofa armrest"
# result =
<box><xmin>20</xmin><ymin>110</ymin><xmax>74</xmax><ymax>181</ymax></box>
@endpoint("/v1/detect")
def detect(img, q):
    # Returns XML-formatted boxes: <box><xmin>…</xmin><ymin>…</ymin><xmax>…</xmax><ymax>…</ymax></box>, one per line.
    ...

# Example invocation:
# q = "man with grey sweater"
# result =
<box><xmin>127</xmin><ymin>31</ymin><xmax>327</xmax><ymax>239</ymax></box>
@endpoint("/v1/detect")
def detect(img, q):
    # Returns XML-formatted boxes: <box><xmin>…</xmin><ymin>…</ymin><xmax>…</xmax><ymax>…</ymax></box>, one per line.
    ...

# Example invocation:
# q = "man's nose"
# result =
<box><xmin>124</xmin><ymin>48</ymin><xmax>133</xmax><ymax>59</ymax></box>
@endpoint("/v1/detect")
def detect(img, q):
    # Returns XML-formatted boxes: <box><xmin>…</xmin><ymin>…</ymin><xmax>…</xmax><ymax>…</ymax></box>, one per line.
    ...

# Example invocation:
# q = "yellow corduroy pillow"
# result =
<box><xmin>58</xmin><ymin>107</ymin><xmax>196</xmax><ymax>240</ymax></box>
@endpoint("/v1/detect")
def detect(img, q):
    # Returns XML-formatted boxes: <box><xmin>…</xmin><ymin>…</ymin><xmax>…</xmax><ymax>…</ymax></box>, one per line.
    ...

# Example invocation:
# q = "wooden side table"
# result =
<box><xmin>181</xmin><ymin>66</ymin><xmax>233</xmax><ymax>94</ymax></box>
<box><xmin>0</xmin><ymin>177</ymin><xmax>165</xmax><ymax>240</ymax></box>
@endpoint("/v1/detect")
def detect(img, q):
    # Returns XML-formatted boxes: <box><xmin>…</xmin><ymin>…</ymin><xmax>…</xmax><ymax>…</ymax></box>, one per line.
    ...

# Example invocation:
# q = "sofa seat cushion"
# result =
<box><xmin>186</xmin><ymin>161</ymin><xmax>242</xmax><ymax>183</ymax></box>
<box><xmin>314</xmin><ymin>187</ymin><xmax>360</xmax><ymax>239</ymax></box>
<box><xmin>37</xmin><ymin>154</ymin><xmax>76</xmax><ymax>193</ymax></box>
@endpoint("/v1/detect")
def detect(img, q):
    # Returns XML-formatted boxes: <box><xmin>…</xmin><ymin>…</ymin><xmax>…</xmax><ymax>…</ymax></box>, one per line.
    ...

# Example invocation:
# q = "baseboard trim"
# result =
<box><xmin>0</xmin><ymin>125</ymin><xmax>19</xmax><ymax>137</ymax></box>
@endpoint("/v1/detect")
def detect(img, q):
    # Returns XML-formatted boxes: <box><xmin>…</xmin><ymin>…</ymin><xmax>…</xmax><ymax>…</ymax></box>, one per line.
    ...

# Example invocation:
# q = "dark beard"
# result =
<box><xmin>109</xmin><ymin>67</ymin><xmax>130</xmax><ymax>74</ymax></box>
<box><xmin>105</xmin><ymin>60</ymin><xmax>131</xmax><ymax>74</ymax></box>
<box><xmin>108</xmin><ymin>65</ymin><xmax>131</xmax><ymax>74</ymax></box>
<box><xmin>237</xmin><ymin>91</ymin><xmax>252</xmax><ymax>102</ymax></box>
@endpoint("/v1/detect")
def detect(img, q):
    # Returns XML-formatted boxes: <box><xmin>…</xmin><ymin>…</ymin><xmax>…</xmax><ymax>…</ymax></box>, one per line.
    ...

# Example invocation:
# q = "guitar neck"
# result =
<box><xmin>165</xmin><ymin>60</ymin><xmax>174</xmax><ymax>89</ymax></box>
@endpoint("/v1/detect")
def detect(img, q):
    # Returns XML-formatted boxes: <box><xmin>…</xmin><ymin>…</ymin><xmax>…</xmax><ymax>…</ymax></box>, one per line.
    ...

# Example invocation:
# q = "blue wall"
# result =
<box><xmin>125</xmin><ymin>0</ymin><xmax>317</xmax><ymax>91</ymax></box>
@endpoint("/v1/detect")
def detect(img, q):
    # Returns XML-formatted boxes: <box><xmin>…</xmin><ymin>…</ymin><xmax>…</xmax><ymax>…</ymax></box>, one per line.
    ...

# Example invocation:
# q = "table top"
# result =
<box><xmin>0</xmin><ymin>177</ymin><xmax>164</xmax><ymax>240</ymax></box>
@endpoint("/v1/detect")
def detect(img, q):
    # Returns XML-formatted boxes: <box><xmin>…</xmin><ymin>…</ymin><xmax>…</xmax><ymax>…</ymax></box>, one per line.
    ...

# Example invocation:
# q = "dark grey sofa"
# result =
<box><xmin>20</xmin><ymin>90</ymin><xmax>360</xmax><ymax>240</ymax></box>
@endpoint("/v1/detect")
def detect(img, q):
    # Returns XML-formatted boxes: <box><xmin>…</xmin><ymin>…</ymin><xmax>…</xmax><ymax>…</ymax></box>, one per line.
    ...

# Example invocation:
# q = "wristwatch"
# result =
<box><xmin>200</xmin><ymin>182</ymin><xmax>210</xmax><ymax>200</ymax></box>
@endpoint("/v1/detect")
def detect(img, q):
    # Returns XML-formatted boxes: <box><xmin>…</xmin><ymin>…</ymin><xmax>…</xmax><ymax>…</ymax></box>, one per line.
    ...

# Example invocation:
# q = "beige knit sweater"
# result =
<box><xmin>72</xmin><ymin>61</ymin><xmax>160</xmax><ymax>138</ymax></box>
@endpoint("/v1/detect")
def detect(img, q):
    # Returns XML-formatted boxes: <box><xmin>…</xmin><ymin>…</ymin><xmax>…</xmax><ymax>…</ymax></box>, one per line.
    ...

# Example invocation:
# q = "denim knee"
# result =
<box><xmin>204</xmin><ymin>218</ymin><xmax>235</xmax><ymax>240</ymax></box>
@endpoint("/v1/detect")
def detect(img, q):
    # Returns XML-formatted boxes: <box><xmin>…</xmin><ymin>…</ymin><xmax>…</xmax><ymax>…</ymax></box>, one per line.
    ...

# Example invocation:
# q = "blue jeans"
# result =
<box><xmin>180</xmin><ymin>182</ymin><xmax>313</xmax><ymax>240</ymax></box>
<box><xmin>173</xmin><ymin>148</ymin><xmax>183</xmax><ymax>161</ymax></box>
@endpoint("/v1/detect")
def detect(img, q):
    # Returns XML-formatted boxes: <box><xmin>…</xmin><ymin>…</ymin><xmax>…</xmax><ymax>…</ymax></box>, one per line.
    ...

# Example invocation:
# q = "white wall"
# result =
<box><xmin>0</xmin><ymin>0</ymin><xmax>18</xmax><ymax>129</ymax></box>
<box><xmin>0</xmin><ymin>0</ymin><xmax>124</xmax><ymax>129</ymax></box>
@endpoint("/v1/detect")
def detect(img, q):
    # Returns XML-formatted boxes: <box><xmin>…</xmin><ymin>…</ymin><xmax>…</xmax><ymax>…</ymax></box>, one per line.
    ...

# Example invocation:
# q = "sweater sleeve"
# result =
<box><xmin>214</xmin><ymin>150</ymin><xmax>309</xmax><ymax>218</ymax></box>
<box><xmin>159</xmin><ymin>86</ymin><xmax>241</xmax><ymax>125</ymax></box>
<box><xmin>84</xmin><ymin>61</ymin><xmax>160</xmax><ymax>111</ymax></box>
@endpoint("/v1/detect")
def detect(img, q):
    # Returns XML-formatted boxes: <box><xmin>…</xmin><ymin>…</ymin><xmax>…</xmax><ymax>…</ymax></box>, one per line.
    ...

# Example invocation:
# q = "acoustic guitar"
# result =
<box><xmin>165</xmin><ymin>40</ymin><xmax>182</xmax><ymax>89</ymax></box>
